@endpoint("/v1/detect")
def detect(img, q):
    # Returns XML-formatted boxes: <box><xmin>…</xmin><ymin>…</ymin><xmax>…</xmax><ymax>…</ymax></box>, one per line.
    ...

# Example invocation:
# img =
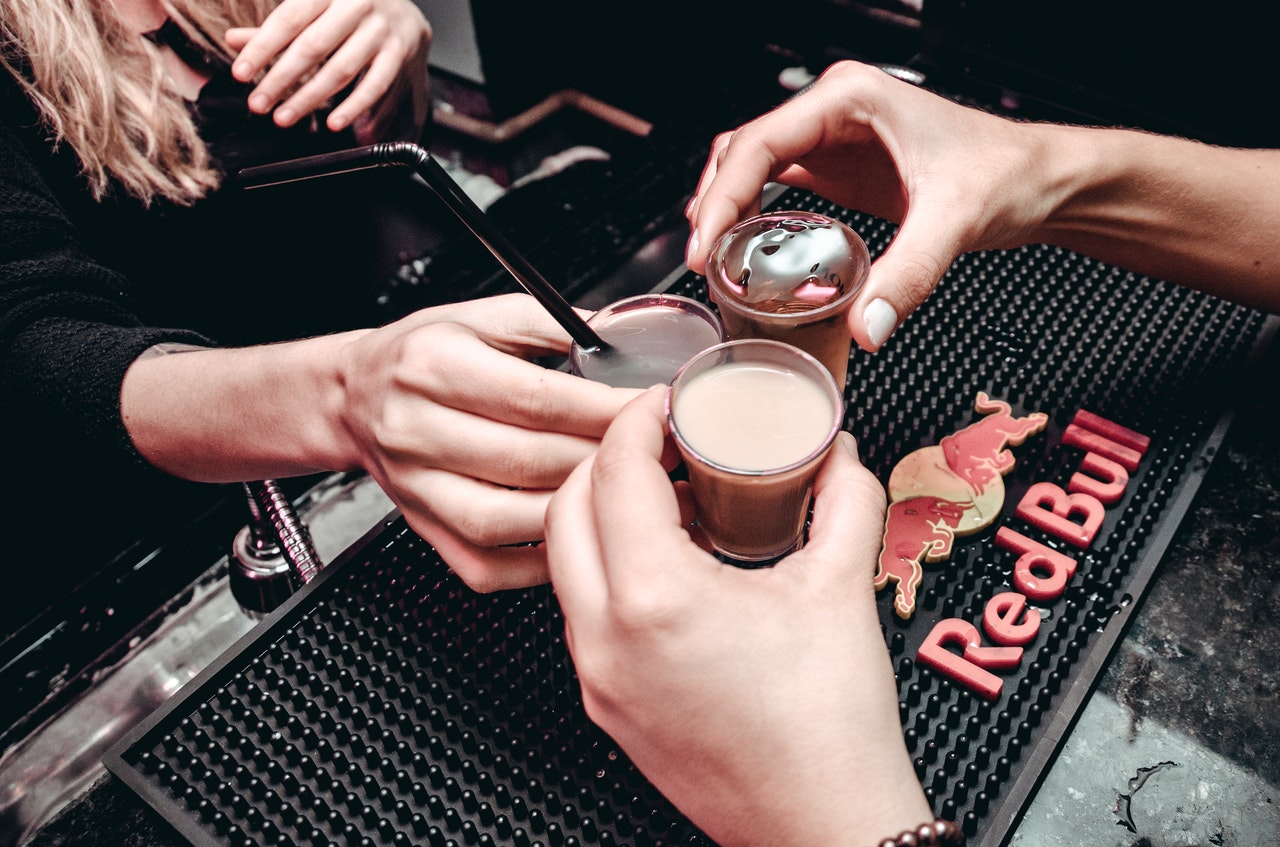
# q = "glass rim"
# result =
<box><xmin>569</xmin><ymin>292</ymin><xmax>727</xmax><ymax>353</ymax></box>
<box><xmin>666</xmin><ymin>338</ymin><xmax>845</xmax><ymax>477</ymax></box>
<box><xmin>704</xmin><ymin>213</ymin><xmax>870</xmax><ymax>322</ymax></box>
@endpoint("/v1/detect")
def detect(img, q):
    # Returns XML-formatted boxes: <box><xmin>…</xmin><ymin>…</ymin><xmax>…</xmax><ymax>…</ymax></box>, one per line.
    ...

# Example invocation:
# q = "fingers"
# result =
<box><xmin>391</xmin><ymin>466</ymin><xmax>553</xmax><ymax>547</ymax></box>
<box><xmin>684</xmin><ymin>75</ymin><xmax>864</xmax><ymax>275</ymax></box>
<box><xmin>585</xmin><ymin>387</ymin><xmax>711</xmax><ymax>593</ymax></box>
<box><xmin>229</xmin><ymin>0</ymin><xmax>424</xmax><ymax>130</ymax></box>
<box><xmin>270</xmin><ymin>13</ymin><xmax>384</xmax><ymax>126</ymax></box>
<box><xmin>245</xmin><ymin>2</ymin><xmax>366</xmax><ymax>124</ymax></box>
<box><xmin>416</xmin><ymin>525</ymin><xmax>551</xmax><ymax>593</ymax></box>
<box><xmin>544</xmin><ymin>453</ymin><xmax>608</xmax><ymax>635</ymax></box>
<box><xmin>388</xmin><ymin>395</ymin><xmax>601</xmax><ymax>490</ymax></box>
<box><xmin>545</xmin><ymin>386</ymin><xmax>701</xmax><ymax>641</ymax></box>
<box><xmin>848</xmin><ymin>205</ymin><xmax>967</xmax><ymax>352</ymax></box>
<box><xmin>322</xmin><ymin>32</ymin><xmax>402</xmax><ymax>130</ymax></box>
<box><xmin>391</xmin><ymin>471</ymin><xmax>554</xmax><ymax>593</ymax></box>
<box><xmin>400</xmin><ymin>322</ymin><xmax>633</xmax><ymax>441</ymax></box>
<box><xmin>231</xmin><ymin>0</ymin><xmax>330</xmax><ymax>89</ymax></box>
<box><xmin>793</xmin><ymin>432</ymin><xmax>887</xmax><ymax>587</ymax></box>
<box><xmin>411</xmin><ymin>293</ymin><xmax>587</xmax><ymax>358</ymax></box>
<box><xmin>271</xmin><ymin>14</ymin><xmax>389</xmax><ymax>130</ymax></box>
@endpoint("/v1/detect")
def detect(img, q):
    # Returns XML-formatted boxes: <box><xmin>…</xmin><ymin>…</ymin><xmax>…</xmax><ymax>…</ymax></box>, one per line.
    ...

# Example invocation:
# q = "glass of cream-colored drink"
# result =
<box><xmin>667</xmin><ymin>339</ymin><xmax>844</xmax><ymax>564</ymax></box>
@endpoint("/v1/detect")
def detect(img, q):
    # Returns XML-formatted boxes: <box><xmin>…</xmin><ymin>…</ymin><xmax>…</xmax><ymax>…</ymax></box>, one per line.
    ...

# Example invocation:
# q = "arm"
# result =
<box><xmin>544</xmin><ymin>387</ymin><xmax>933</xmax><ymax>846</ymax></box>
<box><xmin>4</xmin><ymin>105</ymin><xmax>631</xmax><ymax>592</ymax></box>
<box><xmin>225</xmin><ymin>0</ymin><xmax>432</xmax><ymax>142</ymax></box>
<box><xmin>685</xmin><ymin>60</ymin><xmax>1280</xmax><ymax>352</ymax></box>
<box><xmin>1033</xmin><ymin>124</ymin><xmax>1280</xmax><ymax>311</ymax></box>
<box><xmin>122</xmin><ymin>294</ymin><xmax>635</xmax><ymax>591</ymax></box>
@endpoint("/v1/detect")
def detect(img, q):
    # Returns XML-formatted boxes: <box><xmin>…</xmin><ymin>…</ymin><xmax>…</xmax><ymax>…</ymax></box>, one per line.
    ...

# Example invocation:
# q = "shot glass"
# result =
<box><xmin>704</xmin><ymin>210</ymin><xmax>870</xmax><ymax>388</ymax></box>
<box><xmin>667</xmin><ymin>339</ymin><xmax>844</xmax><ymax>564</ymax></box>
<box><xmin>569</xmin><ymin>293</ymin><xmax>727</xmax><ymax>388</ymax></box>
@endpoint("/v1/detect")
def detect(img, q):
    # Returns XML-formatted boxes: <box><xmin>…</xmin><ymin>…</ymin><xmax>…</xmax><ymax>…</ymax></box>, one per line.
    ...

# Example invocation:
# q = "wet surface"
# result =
<box><xmin>0</xmin><ymin>475</ymin><xmax>395</xmax><ymax>847</ymax></box>
<box><xmin>1100</xmin><ymin>392</ymin><xmax>1280</xmax><ymax>787</ymax></box>
<box><xmin>1013</xmin><ymin>340</ymin><xmax>1280</xmax><ymax>845</ymax></box>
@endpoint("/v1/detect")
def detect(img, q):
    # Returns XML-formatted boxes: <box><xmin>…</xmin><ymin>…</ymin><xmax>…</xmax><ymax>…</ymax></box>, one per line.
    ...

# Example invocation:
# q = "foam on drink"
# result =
<box><xmin>570</xmin><ymin>294</ymin><xmax>726</xmax><ymax>388</ymax></box>
<box><xmin>670</xmin><ymin>363</ymin><xmax>835</xmax><ymax>470</ymax></box>
<box><xmin>705</xmin><ymin>210</ymin><xmax>869</xmax><ymax>387</ymax></box>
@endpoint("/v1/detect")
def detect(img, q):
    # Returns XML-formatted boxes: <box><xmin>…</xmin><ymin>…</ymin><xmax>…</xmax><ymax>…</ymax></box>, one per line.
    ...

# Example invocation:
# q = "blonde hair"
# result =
<box><xmin>1</xmin><ymin>0</ymin><xmax>278</xmax><ymax>206</ymax></box>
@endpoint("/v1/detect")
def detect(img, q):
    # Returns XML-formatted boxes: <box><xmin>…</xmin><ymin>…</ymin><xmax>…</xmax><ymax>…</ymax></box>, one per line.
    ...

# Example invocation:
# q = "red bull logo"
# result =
<box><xmin>876</xmin><ymin>392</ymin><xmax>1048</xmax><ymax>619</ymax></box>
<box><xmin>882</xmin><ymin>403</ymin><xmax>1152</xmax><ymax>701</ymax></box>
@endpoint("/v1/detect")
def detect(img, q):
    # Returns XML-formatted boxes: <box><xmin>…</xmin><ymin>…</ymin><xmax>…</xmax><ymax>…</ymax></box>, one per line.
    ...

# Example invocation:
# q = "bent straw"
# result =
<box><xmin>237</xmin><ymin>142</ymin><xmax>608</xmax><ymax>351</ymax></box>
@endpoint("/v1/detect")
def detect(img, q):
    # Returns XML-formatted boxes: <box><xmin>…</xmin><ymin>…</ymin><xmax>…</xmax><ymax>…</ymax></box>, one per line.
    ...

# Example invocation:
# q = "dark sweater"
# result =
<box><xmin>0</xmin><ymin>65</ymin><xmax>422</xmax><ymax>629</ymax></box>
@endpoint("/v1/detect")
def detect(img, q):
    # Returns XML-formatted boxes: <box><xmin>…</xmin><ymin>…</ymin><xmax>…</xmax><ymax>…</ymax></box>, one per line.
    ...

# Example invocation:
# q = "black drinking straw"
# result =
<box><xmin>237</xmin><ymin>142</ymin><xmax>608</xmax><ymax>351</ymax></box>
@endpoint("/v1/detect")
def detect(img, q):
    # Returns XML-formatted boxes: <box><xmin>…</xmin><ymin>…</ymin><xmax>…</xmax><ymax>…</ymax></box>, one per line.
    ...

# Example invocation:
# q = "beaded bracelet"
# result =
<box><xmin>874</xmin><ymin>818</ymin><xmax>964</xmax><ymax>847</ymax></box>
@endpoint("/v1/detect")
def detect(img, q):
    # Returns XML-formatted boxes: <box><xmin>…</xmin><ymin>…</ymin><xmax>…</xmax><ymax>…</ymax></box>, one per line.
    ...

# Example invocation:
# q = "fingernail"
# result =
<box><xmin>864</xmin><ymin>298</ymin><xmax>898</xmax><ymax>349</ymax></box>
<box><xmin>839</xmin><ymin>431</ymin><xmax>858</xmax><ymax>454</ymax></box>
<box><xmin>232</xmin><ymin>59</ymin><xmax>252</xmax><ymax>80</ymax></box>
<box><xmin>247</xmin><ymin>92</ymin><xmax>268</xmax><ymax>113</ymax></box>
<box><xmin>274</xmin><ymin>107</ymin><xmax>295</xmax><ymax>126</ymax></box>
<box><xmin>685</xmin><ymin>229</ymin><xmax>701</xmax><ymax>267</ymax></box>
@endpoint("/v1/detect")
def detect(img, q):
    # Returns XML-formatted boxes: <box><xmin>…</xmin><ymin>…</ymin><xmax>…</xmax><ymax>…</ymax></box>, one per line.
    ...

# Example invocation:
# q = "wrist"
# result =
<box><xmin>1021</xmin><ymin>121</ymin><xmax>1121</xmax><ymax>244</ymax></box>
<box><xmin>872</xmin><ymin>819</ymin><xmax>964</xmax><ymax>847</ymax></box>
<box><xmin>1034</xmin><ymin>122</ymin><xmax>1158</xmax><ymax>246</ymax></box>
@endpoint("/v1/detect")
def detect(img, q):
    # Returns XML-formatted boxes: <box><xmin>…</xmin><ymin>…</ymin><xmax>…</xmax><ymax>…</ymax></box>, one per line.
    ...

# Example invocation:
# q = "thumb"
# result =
<box><xmin>850</xmin><ymin>210</ymin><xmax>964</xmax><ymax>352</ymax></box>
<box><xmin>798</xmin><ymin>432</ymin><xmax>888</xmax><ymax>584</ymax></box>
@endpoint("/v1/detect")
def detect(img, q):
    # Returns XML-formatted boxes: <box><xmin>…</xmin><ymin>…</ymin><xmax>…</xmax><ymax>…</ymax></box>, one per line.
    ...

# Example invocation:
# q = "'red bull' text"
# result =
<box><xmin>914</xmin><ymin>409</ymin><xmax>1150</xmax><ymax>699</ymax></box>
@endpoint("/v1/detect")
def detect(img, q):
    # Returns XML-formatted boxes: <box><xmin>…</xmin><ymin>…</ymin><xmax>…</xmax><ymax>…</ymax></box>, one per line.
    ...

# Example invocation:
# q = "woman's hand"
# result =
<box><xmin>335</xmin><ymin>294</ymin><xmax>635</xmax><ymax>591</ymax></box>
<box><xmin>124</xmin><ymin>294</ymin><xmax>632</xmax><ymax>593</ymax></box>
<box><xmin>545</xmin><ymin>386</ymin><xmax>932</xmax><ymax>846</ymax></box>
<box><xmin>685</xmin><ymin>60</ymin><xmax>1064</xmax><ymax>352</ymax></box>
<box><xmin>226</xmin><ymin>0</ymin><xmax>432</xmax><ymax>141</ymax></box>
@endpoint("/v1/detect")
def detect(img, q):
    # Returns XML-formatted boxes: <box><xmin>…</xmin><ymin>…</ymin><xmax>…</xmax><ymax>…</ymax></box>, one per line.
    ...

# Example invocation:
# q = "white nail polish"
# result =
<box><xmin>864</xmin><ymin>298</ymin><xmax>898</xmax><ymax>348</ymax></box>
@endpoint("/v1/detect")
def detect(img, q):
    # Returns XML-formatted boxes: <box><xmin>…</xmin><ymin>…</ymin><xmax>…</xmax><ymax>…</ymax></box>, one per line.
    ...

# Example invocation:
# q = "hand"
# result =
<box><xmin>337</xmin><ymin>294</ymin><xmax>636</xmax><ymax>592</ymax></box>
<box><xmin>226</xmin><ymin>0</ymin><xmax>432</xmax><ymax>141</ymax></box>
<box><xmin>545</xmin><ymin>387</ymin><xmax>933</xmax><ymax>846</ymax></box>
<box><xmin>685</xmin><ymin>60</ymin><xmax>1063</xmax><ymax>352</ymax></box>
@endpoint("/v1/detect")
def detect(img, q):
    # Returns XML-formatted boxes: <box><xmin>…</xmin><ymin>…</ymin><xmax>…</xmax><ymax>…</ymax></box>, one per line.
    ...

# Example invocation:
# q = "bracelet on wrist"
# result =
<box><xmin>874</xmin><ymin>818</ymin><xmax>964</xmax><ymax>847</ymax></box>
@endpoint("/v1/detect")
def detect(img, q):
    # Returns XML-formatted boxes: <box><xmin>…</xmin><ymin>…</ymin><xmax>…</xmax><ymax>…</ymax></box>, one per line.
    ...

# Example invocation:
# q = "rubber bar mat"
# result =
<box><xmin>106</xmin><ymin>189</ymin><xmax>1276</xmax><ymax>847</ymax></box>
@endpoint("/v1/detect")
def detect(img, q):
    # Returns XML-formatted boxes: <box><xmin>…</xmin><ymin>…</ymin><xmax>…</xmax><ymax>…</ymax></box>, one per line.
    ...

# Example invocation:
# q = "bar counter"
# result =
<box><xmin>19</xmin><ymin>319</ymin><xmax>1280</xmax><ymax>847</ymax></box>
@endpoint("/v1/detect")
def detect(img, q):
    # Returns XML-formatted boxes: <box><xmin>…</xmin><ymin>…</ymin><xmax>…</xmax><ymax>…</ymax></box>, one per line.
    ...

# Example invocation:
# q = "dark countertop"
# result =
<box><xmin>10</xmin><ymin>24</ymin><xmax>1280</xmax><ymax>840</ymax></box>
<box><xmin>21</xmin><ymin>322</ymin><xmax>1280</xmax><ymax>847</ymax></box>
<box><xmin>1010</xmin><ymin>335</ymin><xmax>1280</xmax><ymax>845</ymax></box>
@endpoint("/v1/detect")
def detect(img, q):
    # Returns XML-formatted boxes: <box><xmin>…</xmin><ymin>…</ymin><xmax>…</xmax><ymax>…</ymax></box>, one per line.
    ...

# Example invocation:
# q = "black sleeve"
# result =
<box><xmin>0</xmin><ymin>113</ymin><xmax>213</xmax><ymax>482</ymax></box>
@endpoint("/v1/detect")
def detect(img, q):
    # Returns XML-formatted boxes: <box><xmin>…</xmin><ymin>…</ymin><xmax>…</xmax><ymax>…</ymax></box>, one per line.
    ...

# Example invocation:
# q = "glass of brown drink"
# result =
<box><xmin>704</xmin><ymin>210</ymin><xmax>870</xmax><ymax>388</ymax></box>
<box><xmin>667</xmin><ymin>339</ymin><xmax>844</xmax><ymax>564</ymax></box>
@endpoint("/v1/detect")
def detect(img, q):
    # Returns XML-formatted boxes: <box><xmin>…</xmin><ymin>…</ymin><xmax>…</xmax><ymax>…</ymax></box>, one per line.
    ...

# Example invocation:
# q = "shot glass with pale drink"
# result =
<box><xmin>667</xmin><ymin>339</ymin><xmax>844</xmax><ymax>564</ymax></box>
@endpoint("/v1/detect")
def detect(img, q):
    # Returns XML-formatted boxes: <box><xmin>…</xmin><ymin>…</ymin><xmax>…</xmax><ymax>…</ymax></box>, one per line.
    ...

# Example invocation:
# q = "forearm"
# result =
<box><xmin>1036</xmin><ymin>123</ymin><xmax>1280</xmax><ymax>312</ymax></box>
<box><xmin>121</xmin><ymin>331</ymin><xmax>368</xmax><ymax>482</ymax></box>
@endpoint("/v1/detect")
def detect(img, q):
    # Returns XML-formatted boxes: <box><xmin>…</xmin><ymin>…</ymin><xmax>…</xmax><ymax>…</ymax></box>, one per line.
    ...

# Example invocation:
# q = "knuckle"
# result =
<box><xmin>588</xmin><ymin>438</ymin><xmax>633</xmax><ymax>489</ymax></box>
<box><xmin>498</xmin><ymin>440</ymin><xmax>560</xmax><ymax>490</ymax></box>
<box><xmin>402</xmin><ymin>324</ymin><xmax>464</xmax><ymax>380</ymax></box>
<box><xmin>452</xmin><ymin>567</ymin><xmax>506</xmax><ymax>595</ymax></box>
<box><xmin>449</xmin><ymin>506</ymin><xmax>508</xmax><ymax>549</ymax></box>
<box><xmin>500</xmin><ymin>372</ymin><xmax>566</xmax><ymax>429</ymax></box>
<box><xmin>294</xmin><ymin>29</ymin><xmax>332</xmax><ymax>61</ymax></box>
<box><xmin>610</xmin><ymin>588</ymin><xmax>675</xmax><ymax>635</ymax></box>
<box><xmin>895</xmin><ymin>253</ymin><xmax>947</xmax><ymax>308</ymax></box>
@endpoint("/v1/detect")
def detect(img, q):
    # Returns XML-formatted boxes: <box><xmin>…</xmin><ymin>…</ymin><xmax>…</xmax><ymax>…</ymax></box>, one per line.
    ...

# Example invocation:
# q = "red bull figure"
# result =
<box><xmin>875</xmin><ymin>392</ymin><xmax>1049</xmax><ymax>619</ymax></box>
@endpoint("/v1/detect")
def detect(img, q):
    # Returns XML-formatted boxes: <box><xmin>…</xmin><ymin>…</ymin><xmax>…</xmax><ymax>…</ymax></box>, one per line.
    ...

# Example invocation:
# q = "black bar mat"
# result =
<box><xmin>105</xmin><ymin>189</ymin><xmax>1276</xmax><ymax>847</ymax></box>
